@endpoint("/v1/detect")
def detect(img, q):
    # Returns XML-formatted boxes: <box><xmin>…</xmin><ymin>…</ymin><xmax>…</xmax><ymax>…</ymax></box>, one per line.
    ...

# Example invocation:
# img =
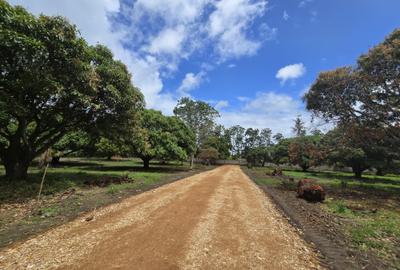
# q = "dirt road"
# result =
<box><xmin>0</xmin><ymin>166</ymin><xmax>322</xmax><ymax>269</ymax></box>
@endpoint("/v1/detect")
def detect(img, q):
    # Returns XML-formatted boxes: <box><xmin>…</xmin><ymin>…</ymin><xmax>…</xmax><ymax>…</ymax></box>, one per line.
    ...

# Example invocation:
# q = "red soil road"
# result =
<box><xmin>0</xmin><ymin>166</ymin><xmax>323</xmax><ymax>270</ymax></box>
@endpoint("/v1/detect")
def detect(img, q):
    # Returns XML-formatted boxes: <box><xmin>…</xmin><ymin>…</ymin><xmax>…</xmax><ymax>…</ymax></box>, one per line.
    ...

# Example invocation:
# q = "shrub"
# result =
<box><xmin>297</xmin><ymin>179</ymin><xmax>325</xmax><ymax>202</ymax></box>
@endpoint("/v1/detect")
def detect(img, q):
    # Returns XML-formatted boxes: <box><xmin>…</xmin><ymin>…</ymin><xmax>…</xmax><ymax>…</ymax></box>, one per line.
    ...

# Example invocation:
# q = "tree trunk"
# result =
<box><xmin>352</xmin><ymin>166</ymin><xmax>363</xmax><ymax>178</ymax></box>
<box><xmin>51</xmin><ymin>156</ymin><xmax>61</xmax><ymax>166</ymax></box>
<box><xmin>190</xmin><ymin>154</ymin><xmax>194</xmax><ymax>169</ymax></box>
<box><xmin>301</xmin><ymin>165</ymin><xmax>309</xmax><ymax>172</ymax></box>
<box><xmin>143</xmin><ymin>158</ymin><xmax>150</xmax><ymax>169</ymax></box>
<box><xmin>3</xmin><ymin>157</ymin><xmax>30</xmax><ymax>180</ymax></box>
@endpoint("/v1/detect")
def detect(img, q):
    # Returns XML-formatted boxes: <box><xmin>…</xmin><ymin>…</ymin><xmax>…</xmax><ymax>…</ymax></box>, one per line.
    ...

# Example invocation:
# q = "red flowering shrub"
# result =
<box><xmin>297</xmin><ymin>179</ymin><xmax>325</xmax><ymax>202</ymax></box>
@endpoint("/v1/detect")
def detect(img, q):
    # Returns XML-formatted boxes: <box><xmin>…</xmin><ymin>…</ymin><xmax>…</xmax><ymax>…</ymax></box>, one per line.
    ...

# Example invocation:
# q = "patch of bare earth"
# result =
<box><xmin>0</xmin><ymin>166</ymin><xmax>323</xmax><ymax>270</ymax></box>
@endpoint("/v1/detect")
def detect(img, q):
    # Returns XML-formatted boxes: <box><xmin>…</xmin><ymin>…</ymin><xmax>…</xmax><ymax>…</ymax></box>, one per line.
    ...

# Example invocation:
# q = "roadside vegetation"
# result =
<box><xmin>246</xmin><ymin>166</ymin><xmax>400</xmax><ymax>268</ymax></box>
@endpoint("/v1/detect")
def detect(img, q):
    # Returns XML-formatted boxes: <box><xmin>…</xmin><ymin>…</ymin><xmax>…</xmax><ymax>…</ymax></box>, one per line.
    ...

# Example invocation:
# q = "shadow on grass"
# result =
<box><xmin>81</xmin><ymin>165</ymin><xmax>187</xmax><ymax>173</ymax></box>
<box><xmin>0</xmin><ymin>159</ymin><xmax>192</xmax><ymax>204</ymax></box>
<box><xmin>0</xmin><ymin>171</ymin><xmax>116</xmax><ymax>204</ymax></box>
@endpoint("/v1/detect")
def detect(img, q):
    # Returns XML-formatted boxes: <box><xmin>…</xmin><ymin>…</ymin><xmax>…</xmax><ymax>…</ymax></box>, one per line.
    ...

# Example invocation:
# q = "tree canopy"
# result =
<box><xmin>0</xmin><ymin>1</ymin><xmax>144</xmax><ymax>179</ymax></box>
<box><xmin>304</xmin><ymin>28</ymin><xmax>400</xmax><ymax>141</ymax></box>
<box><xmin>131</xmin><ymin>109</ymin><xmax>195</xmax><ymax>168</ymax></box>
<box><xmin>173</xmin><ymin>97</ymin><xmax>219</xmax><ymax>166</ymax></box>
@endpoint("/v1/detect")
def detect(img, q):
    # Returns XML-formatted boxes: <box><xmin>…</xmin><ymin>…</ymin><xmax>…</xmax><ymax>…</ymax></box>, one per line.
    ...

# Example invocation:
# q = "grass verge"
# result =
<box><xmin>247</xmin><ymin>166</ymin><xmax>400</xmax><ymax>269</ymax></box>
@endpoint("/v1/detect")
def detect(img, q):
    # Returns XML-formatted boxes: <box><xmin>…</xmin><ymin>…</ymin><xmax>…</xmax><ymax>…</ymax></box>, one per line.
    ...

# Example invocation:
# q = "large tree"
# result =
<box><xmin>0</xmin><ymin>2</ymin><xmax>144</xmax><ymax>179</ymax></box>
<box><xmin>288</xmin><ymin>135</ymin><xmax>324</xmax><ymax>172</ymax></box>
<box><xmin>173</xmin><ymin>97</ymin><xmax>220</xmax><ymax>167</ymax></box>
<box><xmin>304</xmin><ymin>29</ymin><xmax>400</xmax><ymax>141</ymax></box>
<box><xmin>202</xmin><ymin>125</ymin><xmax>231</xmax><ymax>159</ymax></box>
<box><xmin>227</xmin><ymin>125</ymin><xmax>246</xmax><ymax>159</ymax></box>
<box><xmin>51</xmin><ymin>131</ymin><xmax>90</xmax><ymax>165</ymax></box>
<box><xmin>132</xmin><ymin>110</ymin><xmax>195</xmax><ymax>169</ymax></box>
<box><xmin>243</xmin><ymin>128</ymin><xmax>260</xmax><ymax>154</ymax></box>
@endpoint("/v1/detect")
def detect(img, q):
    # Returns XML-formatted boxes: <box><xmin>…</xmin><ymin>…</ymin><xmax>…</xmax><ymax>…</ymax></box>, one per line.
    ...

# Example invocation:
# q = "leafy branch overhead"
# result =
<box><xmin>0</xmin><ymin>1</ymin><xmax>144</xmax><ymax>179</ymax></box>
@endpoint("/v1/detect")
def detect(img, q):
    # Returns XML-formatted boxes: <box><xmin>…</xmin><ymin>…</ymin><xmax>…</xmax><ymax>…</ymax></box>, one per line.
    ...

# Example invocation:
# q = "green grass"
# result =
<box><xmin>37</xmin><ymin>205</ymin><xmax>62</xmax><ymax>217</ymax></box>
<box><xmin>254</xmin><ymin>177</ymin><xmax>281</xmax><ymax>187</ymax></box>
<box><xmin>254</xmin><ymin>167</ymin><xmax>400</xmax><ymax>195</ymax></box>
<box><xmin>248</xmin><ymin>166</ymin><xmax>400</xmax><ymax>267</ymax></box>
<box><xmin>0</xmin><ymin>158</ymin><xmax>193</xmax><ymax>203</ymax></box>
<box><xmin>324</xmin><ymin>198</ymin><xmax>400</xmax><ymax>264</ymax></box>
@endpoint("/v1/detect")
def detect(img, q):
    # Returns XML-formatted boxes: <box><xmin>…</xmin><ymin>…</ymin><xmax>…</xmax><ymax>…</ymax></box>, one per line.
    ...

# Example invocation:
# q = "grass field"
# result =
<box><xmin>0</xmin><ymin>158</ymin><xmax>194</xmax><ymax>203</ymax></box>
<box><xmin>248</xmin><ymin>166</ymin><xmax>400</xmax><ymax>268</ymax></box>
<box><xmin>0</xmin><ymin>158</ymin><xmax>207</xmax><ymax>247</ymax></box>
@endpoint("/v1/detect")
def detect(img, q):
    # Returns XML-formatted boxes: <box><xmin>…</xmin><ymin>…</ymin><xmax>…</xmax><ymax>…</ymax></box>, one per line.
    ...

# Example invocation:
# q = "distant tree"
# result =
<box><xmin>304</xmin><ymin>28</ymin><xmax>400</xmax><ymax>142</ymax></box>
<box><xmin>95</xmin><ymin>137</ymin><xmax>126</xmax><ymax>160</ymax></box>
<box><xmin>311</xmin><ymin>128</ymin><xmax>324</xmax><ymax>136</ymax></box>
<box><xmin>245</xmin><ymin>147</ymin><xmax>261</xmax><ymax>167</ymax></box>
<box><xmin>197</xmin><ymin>147</ymin><xmax>219</xmax><ymax>165</ymax></box>
<box><xmin>271</xmin><ymin>139</ymin><xmax>291</xmax><ymax>165</ymax></box>
<box><xmin>256</xmin><ymin>128</ymin><xmax>273</xmax><ymax>166</ymax></box>
<box><xmin>131</xmin><ymin>110</ymin><xmax>195</xmax><ymax>169</ymax></box>
<box><xmin>259</xmin><ymin>128</ymin><xmax>272</xmax><ymax>147</ymax></box>
<box><xmin>227</xmin><ymin>125</ymin><xmax>246</xmax><ymax>159</ymax></box>
<box><xmin>243</xmin><ymin>128</ymin><xmax>260</xmax><ymax>154</ymax></box>
<box><xmin>203</xmin><ymin>125</ymin><xmax>231</xmax><ymax>159</ymax></box>
<box><xmin>292</xmin><ymin>115</ymin><xmax>306</xmax><ymax>137</ymax></box>
<box><xmin>288</xmin><ymin>135</ymin><xmax>324</xmax><ymax>172</ymax></box>
<box><xmin>273</xmin><ymin>133</ymin><xmax>284</xmax><ymax>143</ymax></box>
<box><xmin>0</xmin><ymin>2</ymin><xmax>144</xmax><ymax>179</ymax></box>
<box><xmin>51</xmin><ymin>131</ymin><xmax>90</xmax><ymax>165</ymax></box>
<box><xmin>173</xmin><ymin>97</ymin><xmax>220</xmax><ymax>167</ymax></box>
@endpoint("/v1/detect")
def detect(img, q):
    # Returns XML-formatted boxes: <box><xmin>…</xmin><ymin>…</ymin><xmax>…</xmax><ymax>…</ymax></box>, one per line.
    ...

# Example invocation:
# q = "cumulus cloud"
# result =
<box><xmin>147</xmin><ymin>26</ymin><xmax>186</xmax><ymax>55</ymax></box>
<box><xmin>218</xmin><ymin>91</ymin><xmax>311</xmax><ymax>136</ymax></box>
<box><xmin>215</xmin><ymin>100</ymin><xmax>229</xmax><ymax>110</ymax></box>
<box><xmin>276</xmin><ymin>63</ymin><xmax>306</xmax><ymax>85</ymax></box>
<box><xmin>207</xmin><ymin>0</ymin><xmax>269</xmax><ymax>60</ymax></box>
<box><xmin>10</xmin><ymin>0</ymin><xmax>276</xmax><ymax>113</ymax></box>
<box><xmin>9</xmin><ymin>0</ymin><xmax>273</xmax><ymax>115</ymax></box>
<box><xmin>177</xmin><ymin>71</ymin><xmax>206</xmax><ymax>95</ymax></box>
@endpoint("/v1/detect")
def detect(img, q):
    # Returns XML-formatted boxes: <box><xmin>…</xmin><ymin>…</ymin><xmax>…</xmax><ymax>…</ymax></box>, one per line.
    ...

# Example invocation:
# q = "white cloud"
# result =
<box><xmin>8</xmin><ymin>0</ymin><xmax>272</xmax><ymax>115</ymax></box>
<box><xmin>147</xmin><ymin>26</ymin><xmax>186</xmax><ymax>55</ymax></box>
<box><xmin>177</xmin><ymin>71</ymin><xmax>206</xmax><ymax>95</ymax></box>
<box><xmin>283</xmin><ymin>10</ymin><xmax>289</xmax><ymax>21</ymax></box>
<box><xmin>276</xmin><ymin>63</ymin><xmax>306</xmax><ymax>85</ymax></box>
<box><xmin>237</xmin><ymin>96</ymin><xmax>250</xmax><ymax>102</ymax></box>
<box><xmin>134</xmin><ymin>0</ymin><xmax>211</xmax><ymax>24</ymax></box>
<box><xmin>215</xmin><ymin>100</ymin><xmax>229</xmax><ymax>110</ymax></box>
<box><xmin>244</xmin><ymin>92</ymin><xmax>298</xmax><ymax>114</ymax></box>
<box><xmin>228</xmin><ymin>64</ymin><xmax>236</xmax><ymax>68</ymax></box>
<box><xmin>218</xmin><ymin>91</ymin><xmax>311</xmax><ymax>136</ymax></box>
<box><xmin>207</xmin><ymin>0</ymin><xmax>269</xmax><ymax>60</ymax></box>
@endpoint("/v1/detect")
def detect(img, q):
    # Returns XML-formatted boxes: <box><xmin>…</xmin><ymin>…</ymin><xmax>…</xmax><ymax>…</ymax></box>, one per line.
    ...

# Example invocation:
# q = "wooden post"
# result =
<box><xmin>37</xmin><ymin>163</ymin><xmax>49</xmax><ymax>201</ymax></box>
<box><xmin>37</xmin><ymin>149</ymin><xmax>51</xmax><ymax>201</ymax></box>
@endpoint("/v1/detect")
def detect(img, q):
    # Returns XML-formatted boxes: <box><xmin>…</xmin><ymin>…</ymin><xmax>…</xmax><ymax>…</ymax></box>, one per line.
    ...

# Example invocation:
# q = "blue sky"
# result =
<box><xmin>9</xmin><ymin>0</ymin><xmax>400</xmax><ymax>135</ymax></box>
